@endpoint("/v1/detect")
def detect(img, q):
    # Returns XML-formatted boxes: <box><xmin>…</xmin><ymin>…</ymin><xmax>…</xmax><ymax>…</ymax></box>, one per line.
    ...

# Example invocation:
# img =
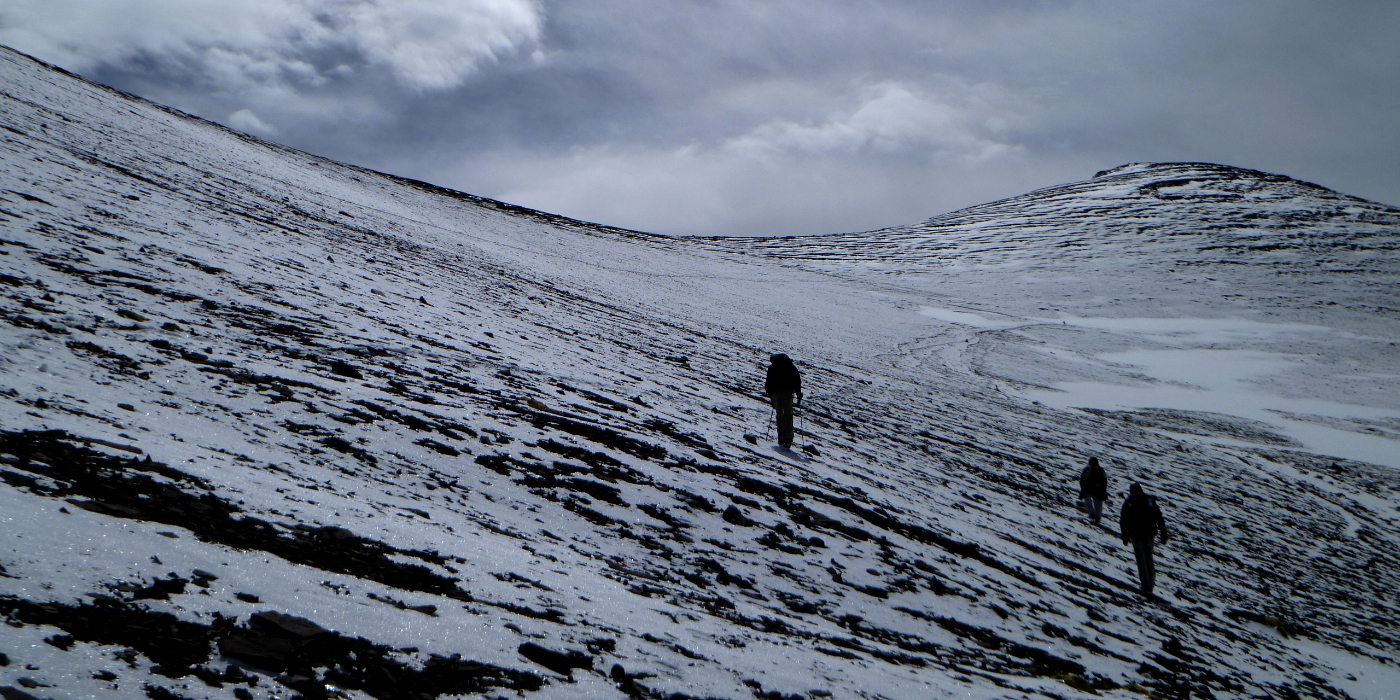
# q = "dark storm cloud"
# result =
<box><xmin>2</xmin><ymin>1</ymin><xmax>1396</xmax><ymax>236</ymax></box>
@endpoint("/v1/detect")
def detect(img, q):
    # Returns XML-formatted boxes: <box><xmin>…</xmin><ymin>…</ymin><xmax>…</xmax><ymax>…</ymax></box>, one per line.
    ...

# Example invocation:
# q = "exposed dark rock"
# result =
<box><xmin>329</xmin><ymin>360</ymin><xmax>364</xmax><ymax>379</ymax></box>
<box><xmin>0</xmin><ymin>594</ymin><xmax>541</xmax><ymax>699</ymax></box>
<box><xmin>520</xmin><ymin>408</ymin><xmax>667</xmax><ymax>461</ymax></box>
<box><xmin>0</xmin><ymin>430</ymin><xmax>458</xmax><ymax>600</ymax></box>
<box><xmin>132</xmin><ymin>574</ymin><xmax>187</xmax><ymax>601</ymax></box>
<box><xmin>415</xmin><ymin>437</ymin><xmax>461</xmax><ymax>456</ymax></box>
<box><xmin>1080</xmin><ymin>408</ymin><xmax>1300</xmax><ymax>446</ymax></box>
<box><xmin>517</xmin><ymin>642</ymin><xmax>592</xmax><ymax>676</ymax></box>
<box><xmin>723</xmin><ymin>505</ymin><xmax>756</xmax><ymax>527</ymax></box>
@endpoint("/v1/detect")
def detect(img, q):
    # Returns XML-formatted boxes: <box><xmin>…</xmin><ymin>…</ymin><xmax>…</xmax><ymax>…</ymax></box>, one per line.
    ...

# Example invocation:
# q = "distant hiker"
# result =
<box><xmin>764</xmin><ymin>353</ymin><xmax>803</xmax><ymax>449</ymax></box>
<box><xmin>1120</xmin><ymin>482</ymin><xmax>1170</xmax><ymax>597</ymax></box>
<box><xmin>1079</xmin><ymin>456</ymin><xmax>1108</xmax><ymax>525</ymax></box>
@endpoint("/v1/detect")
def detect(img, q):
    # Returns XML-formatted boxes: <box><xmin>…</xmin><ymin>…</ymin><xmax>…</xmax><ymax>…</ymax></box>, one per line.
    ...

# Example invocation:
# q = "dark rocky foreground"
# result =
<box><xmin>1</xmin><ymin>46</ymin><xmax>1398</xmax><ymax>700</ymax></box>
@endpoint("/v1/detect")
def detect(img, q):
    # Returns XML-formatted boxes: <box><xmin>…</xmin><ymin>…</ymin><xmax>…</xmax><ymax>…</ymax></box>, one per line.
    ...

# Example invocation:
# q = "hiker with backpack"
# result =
<box><xmin>1120</xmin><ymin>482</ymin><xmax>1170</xmax><ymax>597</ymax></box>
<box><xmin>1079</xmin><ymin>456</ymin><xmax>1108</xmax><ymax>525</ymax></box>
<box><xmin>764</xmin><ymin>354</ymin><xmax>803</xmax><ymax>449</ymax></box>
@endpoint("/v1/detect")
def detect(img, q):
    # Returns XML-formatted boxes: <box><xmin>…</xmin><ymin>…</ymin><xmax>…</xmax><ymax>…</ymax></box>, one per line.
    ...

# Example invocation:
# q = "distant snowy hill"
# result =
<box><xmin>2</xmin><ymin>45</ymin><xmax>1398</xmax><ymax>700</ymax></box>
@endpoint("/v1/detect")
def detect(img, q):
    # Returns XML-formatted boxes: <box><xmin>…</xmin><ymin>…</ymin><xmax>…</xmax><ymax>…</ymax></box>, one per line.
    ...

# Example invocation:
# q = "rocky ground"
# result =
<box><xmin>2</xmin><ymin>46</ymin><xmax>1399</xmax><ymax>700</ymax></box>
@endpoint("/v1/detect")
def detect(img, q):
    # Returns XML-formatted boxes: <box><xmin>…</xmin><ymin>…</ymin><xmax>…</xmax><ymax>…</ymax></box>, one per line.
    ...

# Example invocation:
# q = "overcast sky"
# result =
<box><xmin>3</xmin><ymin>1</ymin><xmax>1397</xmax><ymax>236</ymax></box>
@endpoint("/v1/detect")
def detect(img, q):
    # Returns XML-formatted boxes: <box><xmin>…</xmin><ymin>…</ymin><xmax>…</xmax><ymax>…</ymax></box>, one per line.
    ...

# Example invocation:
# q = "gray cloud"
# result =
<box><xmin>227</xmin><ymin>108</ymin><xmax>277</xmax><ymax>137</ymax></box>
<box><xmin>2</xmin><ymin>0</ymin><xmax>1396</xmax><ymax>236</ymax></box>
<box><xmin>0</xmin><ymin>0</ymin><xmax>543</xmax><ymax>97</ymax></box>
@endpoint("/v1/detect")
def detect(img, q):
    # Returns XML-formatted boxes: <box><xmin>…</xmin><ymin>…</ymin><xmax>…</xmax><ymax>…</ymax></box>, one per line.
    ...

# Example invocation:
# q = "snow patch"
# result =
<box><xmin>1024</xmin><ymin>348</ymin><xmax>1400</xmax><ymax>469</ymax></box>
<box><xmin>918</xmin><ymin>306</ymin><xmax>1023</xmax><ymax>329</ymax></box>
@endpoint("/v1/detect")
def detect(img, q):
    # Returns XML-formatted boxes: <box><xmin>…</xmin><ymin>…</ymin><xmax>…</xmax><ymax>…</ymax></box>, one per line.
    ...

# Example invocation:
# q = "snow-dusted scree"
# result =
<box><xmin>1</xmin><ymin>46</ymin><xmax>1398</xmax><ymax>700</ymax></box>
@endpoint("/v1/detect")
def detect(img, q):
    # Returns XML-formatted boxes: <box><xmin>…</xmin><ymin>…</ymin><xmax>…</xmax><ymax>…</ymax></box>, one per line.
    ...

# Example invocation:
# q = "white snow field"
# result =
<box><xmin>2</xmin><ymin>45</ymin><xmax>1398</xmax><ymax>700</ymax></box>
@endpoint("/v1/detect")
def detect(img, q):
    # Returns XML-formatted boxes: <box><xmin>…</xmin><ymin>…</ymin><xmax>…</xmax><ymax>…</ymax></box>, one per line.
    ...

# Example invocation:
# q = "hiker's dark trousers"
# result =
<box><xmin>1131</xmin><ymin>538</ymin><xmax>1156</xmax><ymax>595</ymax></box>
<box><xmin>770</xmin><ymin>392</ymin><xmax>794</xmax><ymax>447</ymax></box>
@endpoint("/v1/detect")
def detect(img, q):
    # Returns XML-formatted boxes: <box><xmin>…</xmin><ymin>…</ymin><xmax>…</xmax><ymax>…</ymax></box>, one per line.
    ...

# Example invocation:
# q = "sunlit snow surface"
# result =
<box><xmin>2</xmin><ymin>46</ymin><xmax>1399</xmax><ymax>700</ymax></box>
<box><xmin>913</xmin><ymin>310</ymin><xmax>1400</xmax><ymax>469</ymax></box>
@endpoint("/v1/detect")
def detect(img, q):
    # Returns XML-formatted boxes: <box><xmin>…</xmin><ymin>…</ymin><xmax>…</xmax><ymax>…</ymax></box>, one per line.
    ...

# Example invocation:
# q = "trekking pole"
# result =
<box><xmin>764</xmin><ymin>407</ymin><xmax>774</xmax><ymax>440</ymax></box>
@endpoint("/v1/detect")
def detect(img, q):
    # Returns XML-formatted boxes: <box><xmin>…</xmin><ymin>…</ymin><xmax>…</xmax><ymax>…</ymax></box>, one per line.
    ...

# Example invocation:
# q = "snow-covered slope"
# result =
<box><xmin>2</xmin><ymin>46</ymin><xmax>1398</xmax><ymax>700</ymax></box>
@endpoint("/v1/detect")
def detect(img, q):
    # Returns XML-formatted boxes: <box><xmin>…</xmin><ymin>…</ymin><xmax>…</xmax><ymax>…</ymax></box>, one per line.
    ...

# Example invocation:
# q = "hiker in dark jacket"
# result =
<box><xmin>1120</xmin><ymin>482</ymin><xmax>1170</xmax><ymax>597</ymax></box>
<box><xmin>1078</xmin><ymin>456</ymin><xmax>1109</xmax><ymax>525</ymax></box>
<box><xmin>764</xmin><ymin>354</ymin><xmax>803</xmax><ymax>449</ymax></box>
